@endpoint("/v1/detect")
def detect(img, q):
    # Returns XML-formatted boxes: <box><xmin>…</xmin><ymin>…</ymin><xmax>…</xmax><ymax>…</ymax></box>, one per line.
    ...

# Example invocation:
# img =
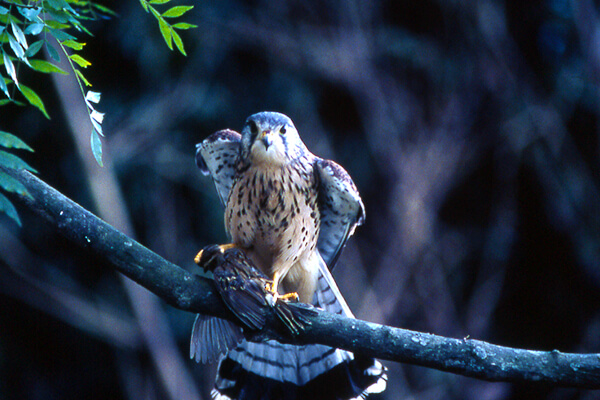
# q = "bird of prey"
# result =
<box><xmin>192</xmin><ymin>111</ymin><xmax>387</xmax><ymax>399</ymax></box>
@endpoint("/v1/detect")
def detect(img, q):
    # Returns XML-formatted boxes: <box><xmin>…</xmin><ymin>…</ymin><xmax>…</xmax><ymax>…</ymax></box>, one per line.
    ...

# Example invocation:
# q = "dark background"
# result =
<box><xmin>1</xmin><ymin>1</ymin><xmax>600</xmax><ymax>399</ymax></box>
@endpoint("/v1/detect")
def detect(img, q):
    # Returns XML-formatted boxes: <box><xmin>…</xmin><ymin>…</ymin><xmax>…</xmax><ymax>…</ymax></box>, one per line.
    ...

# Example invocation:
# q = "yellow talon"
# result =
<box><xmin>278</xmin><ymin>292</ymin><xmax>299</xmax><ymax>302</ymax></box>
<box><xmin>265</xmin><ymin>280</ymin><xmax>275</xmax><ymax>293</ymax></box>
<box><xmin>265</xmin><ymin>271</ymin><xmax>280</xmax><ymax>294</ymax></box>
<box><xmin>265</xmin><ymin>271</ymin><xmax>299</xmax><ymax>302</ymax></box>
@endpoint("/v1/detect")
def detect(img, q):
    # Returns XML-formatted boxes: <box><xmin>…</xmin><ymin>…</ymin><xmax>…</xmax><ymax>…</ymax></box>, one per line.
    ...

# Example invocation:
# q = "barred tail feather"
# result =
<box><xmin>213</xmin><ymin>353</ymin><xmax>386</xmax><ymax>400</ymax></box>
<box><xmin>211</xmin><ymin>254</ymin><xmax>387</xmax><ymax>399</ymax></box>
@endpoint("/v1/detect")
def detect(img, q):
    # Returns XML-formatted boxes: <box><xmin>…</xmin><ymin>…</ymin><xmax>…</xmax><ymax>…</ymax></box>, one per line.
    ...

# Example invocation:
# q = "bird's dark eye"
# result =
<box><xmin>249</xmin><ymin>121</ymin><xmax>258</xmax><ymax>135</ymax></box>
<box><xmin>280</xmin><ymin>127</ymin><xmax>287</xmax><ymax>134</ymax></box>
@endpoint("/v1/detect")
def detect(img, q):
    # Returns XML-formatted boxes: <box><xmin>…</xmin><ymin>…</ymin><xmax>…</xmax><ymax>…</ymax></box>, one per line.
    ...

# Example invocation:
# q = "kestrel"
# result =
<box><xmin>191</xmin><ymin>112</ymin><xmax>386</xmax><ymax>399</ymax></box>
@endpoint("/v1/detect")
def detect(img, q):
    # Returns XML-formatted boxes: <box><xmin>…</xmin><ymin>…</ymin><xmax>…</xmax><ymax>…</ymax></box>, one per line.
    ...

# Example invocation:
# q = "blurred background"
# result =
<box><xmin>1</xmin><ymin>0</ymin><xmax>600</xmax><ymax>399</ymax></box>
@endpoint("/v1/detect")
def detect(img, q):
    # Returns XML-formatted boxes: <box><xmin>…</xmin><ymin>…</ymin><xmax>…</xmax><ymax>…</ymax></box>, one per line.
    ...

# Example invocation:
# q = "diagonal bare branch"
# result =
<box><xmin>3</xmin><ymin>166</ymin><xmax>600</xmax><ymax>389</ymax></box>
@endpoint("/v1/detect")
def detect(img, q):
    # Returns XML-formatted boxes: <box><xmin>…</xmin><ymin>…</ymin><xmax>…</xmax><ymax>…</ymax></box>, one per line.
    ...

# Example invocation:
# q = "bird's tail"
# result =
<box><xmin>190</xmin><ymin>313</ymin><xmax>244</xmax><ymax>364</ymax></box>
<box><xmin>211</xmin><ymin>256</ymin><xmax>387</xmax><ymax>400</ymax></box>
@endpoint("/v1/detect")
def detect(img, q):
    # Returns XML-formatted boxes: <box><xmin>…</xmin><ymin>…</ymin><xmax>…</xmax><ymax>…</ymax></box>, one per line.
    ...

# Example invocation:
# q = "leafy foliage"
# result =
<box><xmin>139</xmin><ymin>0</ymin><xmax>197</xmax><ymax>56</ymax></box>
<box><xmin>0</xmin><ymin>0</ymin><xmax>196</xmax><ymax>225</ymax></box>
<box><xmin>0</xmin><ymin>130</ymin><xmax>34</xmax><ymax>226</ymax></box>
<box><xmin>0</xmin><ymin>0</ymin><xmax>110</xmax><ymax>224</ymax></box>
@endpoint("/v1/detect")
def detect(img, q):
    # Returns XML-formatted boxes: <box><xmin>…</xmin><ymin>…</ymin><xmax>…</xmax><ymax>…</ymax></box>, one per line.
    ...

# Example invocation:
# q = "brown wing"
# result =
<box><xmin>213</xmin><ymin>248</ymin><xmax>270</xmax><ymax>331</ymax></box>
<box><xmin>314</xmin><ymin>158</ymin><xmax>365</xmax><ymax>269</ymax></box>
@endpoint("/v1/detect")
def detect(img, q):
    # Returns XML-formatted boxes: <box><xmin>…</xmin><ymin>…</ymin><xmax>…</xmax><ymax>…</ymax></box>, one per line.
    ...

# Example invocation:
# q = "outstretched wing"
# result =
<box><xmin>195</xmin><ymin>129</ymin><xmax>241</xmax><ymax>207</ymax></box>
<box><xmin>314</xmin><ymin>158</ymin><xmax>365</xmax><ymax>270</ymax></box>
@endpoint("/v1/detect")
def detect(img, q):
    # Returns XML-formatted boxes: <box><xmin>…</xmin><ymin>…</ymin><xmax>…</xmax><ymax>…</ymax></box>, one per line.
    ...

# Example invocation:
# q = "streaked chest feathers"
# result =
<box><xmin>225</xmin><ymin>158</ymin><xmax>320</xmax><ymax>278</ymax></box>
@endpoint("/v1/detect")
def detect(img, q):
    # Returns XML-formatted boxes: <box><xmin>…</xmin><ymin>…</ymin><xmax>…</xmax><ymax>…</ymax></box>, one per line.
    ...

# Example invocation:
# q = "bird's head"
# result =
<box><xmin>240</xmin><ymin>112</ymin><xmax>307</xmax><ymax>166</ymax></box>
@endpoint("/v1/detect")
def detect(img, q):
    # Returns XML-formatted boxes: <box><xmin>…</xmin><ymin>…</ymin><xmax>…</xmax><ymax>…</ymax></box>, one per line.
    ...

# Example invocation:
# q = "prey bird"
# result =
<box><xmin>190</xmin><ymin>244</ymin><xmax>316</xmax><ymax>364</ymax></box>
<box><xmin>192</xmin><ymin>112</ymin><xmax>387</xmax><ymax>399</ymax></box>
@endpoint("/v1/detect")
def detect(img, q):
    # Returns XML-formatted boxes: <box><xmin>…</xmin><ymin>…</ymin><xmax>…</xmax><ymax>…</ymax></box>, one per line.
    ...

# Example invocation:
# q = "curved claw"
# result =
<box><xmin>277</xmin><ymin>292</ymin><xmax>299</xmax><ymax>302</ymax></box>
<box><xmin>264</xmin><ymin>276</ymin><xmax>299</xmax><ymax>303</ymax></box>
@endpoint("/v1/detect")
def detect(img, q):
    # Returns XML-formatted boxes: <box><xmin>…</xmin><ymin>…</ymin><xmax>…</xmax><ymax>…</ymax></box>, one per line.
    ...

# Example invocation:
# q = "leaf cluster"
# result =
<box><xmin>0</xmin><ymin>129</ymin><xmax>34</xmax><ymax>225</ymax></box>
<box><xmin>0</xmin><ymin>0</ymin><xmax>112</xmax><ymax>224</ymax></box>
<box><xmin>0</xmin><ymin>1</ymin><xmax>196</xmax><ymax>226</ymax></box>
<box><xmin>139</xmin><ymin>0</ymin><xmax>197</xmax><ymax>56</ymax></box>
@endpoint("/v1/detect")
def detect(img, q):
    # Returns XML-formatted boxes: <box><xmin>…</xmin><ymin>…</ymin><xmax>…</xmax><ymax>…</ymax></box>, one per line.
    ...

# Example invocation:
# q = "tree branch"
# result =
<box><xmin>4</xmin><ymin>166</ymin><xmax>600</xmax><ymax>389</ymax></box>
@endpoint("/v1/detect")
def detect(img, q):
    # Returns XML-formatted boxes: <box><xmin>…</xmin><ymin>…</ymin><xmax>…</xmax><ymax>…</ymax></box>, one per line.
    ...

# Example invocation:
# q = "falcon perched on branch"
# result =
<box><xmin>192</xmin><ymin>112</ymin><xmax>387</xmax><ymax>399</ymax></box>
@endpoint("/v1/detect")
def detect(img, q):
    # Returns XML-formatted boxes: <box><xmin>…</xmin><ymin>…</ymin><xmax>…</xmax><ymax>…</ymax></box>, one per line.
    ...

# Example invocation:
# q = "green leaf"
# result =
<box><xmin>46</xmin><ymin>42</ymin><xmax>60</xmax><ymax>62</ymax></box>
<box><xmin>45</xmin><ymin>20</ymin><xmax>70</xmax><ymax>30</ymax></box>
<box><xmin>0</xmin><ymin>130</ymin><xmax>33</xmax><ymax>151</ymax></box>
<box><xmin>50</xmin><ymin>27</ymin><xmax>76</xmax><ymax>41</ymax></box>
<box><xmin>70</xmin><ymin>54</ymin><xmax>91</xmax><ymax>68</ymax></box>
<box><xmin>171</xmin><ymin>28</ymin><xmax>186</xmax><ymax>56</ymax></box>
<box><xmin>19</xmin><ymin>84</ymin><xmax>49</xmax><ymax>119</ymax></box>
<box><xmin>158</xmin><ymin>18</ymin><xmax>173</xmax><ymax>49</ymax></box>
<box><xmin>29</xmin><ymin>59</ymin><xmax>68</xmax><ymax>74</ymax></box>
<box><xmin>139</xmin><ymin>0</ymin><xmax>149</xmax><ymax>12</ymax></box>
<box><xmin>62</xmin><ymin>39</ymin><xmax>84</xmax><ymax>50</ymax></box>
<box><xmin>92</xmin><ymin>4</ymin><xmax>117</xmax><ymax>16</ymax></box>
<box><xmin>8</xmin><ymin>34</ymin><xmax>25</xmax><ymax>60</ymax></box>
<box><xmin>75</xmin><ymin>69</ymin><xmax>91</xmax><ymax>86</ymax></box>
<box><xmin>149</xmin><ymin>0</ymin><xmax>171</xmax><ymax>4</ymax></box>
<box><xmin>0</xmin><ymin>150</ymin><xmax>37</xmax><ymax>173</ymax></box>
<box><xmin>11</xmin><ymin>21</ymin><xmax>28</xmax><ymax>50</ymax></box>
<box><xmin>25</xmin><ymin>40</ymin><xmax>44</xmax><ymax>57</ymax></box>
<box><xmin>73</xmin><ymin>21</ymin><xmax>92</xmax><ymax>37</ymax></box>
<box><xmin>24</xmin><ymin>23</ymin><xmax>44</xmax><ymax>35</ymax></box>
<box><xmin>66</xmin><ymin>13</ymin><xmax>83</xmax><ymax>28</ymax></box>
<box><xmin>91</xmin><ymin>118</ymin><xmax>103</xmax><ymax>136</ymax></box>
<box><xmin>18</xmin><ymin>6</ymin><xmax>42</xmax><ymax>21</ymax></box>
<box><xmin>90</xmin><ymin>130</ymin><xmax>103</xmax><ymax>167</ymax></box>
<box><xmin>0</xmin><ymin>191</ymin><xmax>21</xmax><ymax>226</ymax></box>
<box><xmin>47</xmin><ymin>0</ymin><xmax>75</xmax><ymax>13</ymax></box>
<box><xmin>162</xmin><ymin>5</ymin><xmax>193</xmax><ymax>18</ymax></box>
<box><xmin>0</xmin><ymin>170</ymin><xmax>29</xmax><ymax>196</ymax></box>
<box><xmin>0</xmin><ymin>6</ymin><xmax>9</xmax><ymax>15</ymax></box>
<box><xmin>47</xmin><ymin>9</ymin><xmax>70</xmax><ymax>24</ymax></box>
<box><xmin>3</xmin><ymin>51</ymin><xmax>18</xmax><ymax>88</ymax></box>
<box><xmin>0</xmin><ymin>74</ymin><xmax>9</xmax><ymax>98</ymax></box>
<box><xmin>172</xmin><ymin>22</ymin><xmax>197</xmax><ymax>30</ymax></box>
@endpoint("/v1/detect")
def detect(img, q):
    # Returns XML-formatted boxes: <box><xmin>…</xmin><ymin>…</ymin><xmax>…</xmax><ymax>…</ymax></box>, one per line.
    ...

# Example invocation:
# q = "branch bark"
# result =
<box><xmin>4</xmin><ymin>167</ymin><xmax>600</xmax><ymax>389</ymax></box>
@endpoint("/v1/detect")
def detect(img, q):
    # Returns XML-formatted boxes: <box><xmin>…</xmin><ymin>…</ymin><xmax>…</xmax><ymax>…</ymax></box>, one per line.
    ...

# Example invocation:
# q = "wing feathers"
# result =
<box><xmin>314</xmin><ymin>158</ymin><xmax>365</xmax><ymax>269</ymax></box>
<box><xmin>190</xmin><ymin>314</ymin><xmax>244</xmax><ymax>364</ymax></box>
<box><xmin>196</xmin><ymin>129</ymin><xmax>242</xmax><ymax>207</ymax></box>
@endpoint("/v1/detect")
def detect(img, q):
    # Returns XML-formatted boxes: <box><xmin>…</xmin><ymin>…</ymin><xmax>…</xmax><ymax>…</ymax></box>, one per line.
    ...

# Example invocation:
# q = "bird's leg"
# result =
<box><xmin>194</xmin><ymin>243</ymin><xmax>236</xmax><ymax>264</ymax></box>
<box><xmin>265</xmin><ymin>271</ymin><xmax>299</xmax><ymax>302</ymax></box>
<box><xmin>264</xmin><ymin>270</ymin><xmax>279</xmax><ymax>294</ymax></box>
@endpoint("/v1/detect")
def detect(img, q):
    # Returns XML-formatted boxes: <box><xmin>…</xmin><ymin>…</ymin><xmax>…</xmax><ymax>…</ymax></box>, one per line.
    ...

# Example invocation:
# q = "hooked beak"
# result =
<box><xmin>260</xmin><ymin>130</ymin><xmax>273</xmax><ymax>148</ymax></box>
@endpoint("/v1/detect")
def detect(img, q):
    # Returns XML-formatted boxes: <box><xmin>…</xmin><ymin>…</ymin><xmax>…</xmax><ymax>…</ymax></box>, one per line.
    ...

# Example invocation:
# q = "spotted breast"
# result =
<box><xmin>226</xmin><ymin>155</ymin><xmax>320</xmax><ymax>302</ymax></box>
